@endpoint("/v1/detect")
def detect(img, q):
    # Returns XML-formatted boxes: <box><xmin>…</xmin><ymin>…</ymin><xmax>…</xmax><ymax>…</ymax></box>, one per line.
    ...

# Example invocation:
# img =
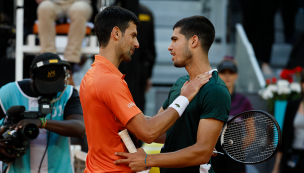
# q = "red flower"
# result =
<box><xmin>272</xmin><ymin>77</ymin><xmax>277</xmax><ymax>84</ymax></box>
<box><xmin>291</xmin><ymin>69</ymin><xmax>297</xmax><ymax>74</ymax></box>
<box><xmin>266</xmin><ymin>79</ymin><xmax>271</xmax><ymax>85</ymax></box>
<box><xmin>288</xmin><ymin>78</ymin><xmax>293</xmax><ymax>83</ymax></box>
<box><xmin>280</xmin><ymin>69</ymin><xmax>294</xmax><ymax>83</ymax></box>
<box><xmin>280</xmin><ymin>69</ymin><xmax>292</xmax><ymax>80</ymax></box>
<box><xmin>295</xmin><ymin>66</ymin><xmax>303</xmax><ymax>73</ymax></box>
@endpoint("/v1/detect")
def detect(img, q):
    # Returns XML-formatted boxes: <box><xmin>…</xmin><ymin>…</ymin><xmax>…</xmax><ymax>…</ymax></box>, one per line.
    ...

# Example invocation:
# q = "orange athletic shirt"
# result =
<box><xmin>80</xmin><ymin>55</ymin><xmax>142</xmax><ymax>173</ymax></box>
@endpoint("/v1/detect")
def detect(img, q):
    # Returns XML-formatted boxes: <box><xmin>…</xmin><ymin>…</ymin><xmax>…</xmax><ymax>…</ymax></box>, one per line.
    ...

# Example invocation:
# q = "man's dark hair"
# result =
<box><xmin>173</xmin><ymin>16</ymin><xmax>215</xmax><ymax>53</ymax></box>
<box><xmin>94</xmin><ymin>6</ymin><xmax>140</xmax><ymax>48</ymax></box>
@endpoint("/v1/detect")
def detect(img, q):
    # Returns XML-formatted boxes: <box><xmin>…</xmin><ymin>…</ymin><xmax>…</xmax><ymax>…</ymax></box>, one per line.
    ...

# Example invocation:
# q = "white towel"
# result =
<box><xmin>200</xmin><ymin>164</ymin><xmax>211</xmax><ymax>173</ymax></box>
<box><xmin>138</xmin><ymin>168</ymin><xmax>150</xmax><ymax>173</ymax></box>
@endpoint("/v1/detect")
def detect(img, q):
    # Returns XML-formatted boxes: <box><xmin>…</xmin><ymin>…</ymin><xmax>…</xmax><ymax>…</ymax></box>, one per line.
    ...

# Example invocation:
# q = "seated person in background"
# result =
<box><xmin>272</xmin><ymin>69</ymin><xmax>304</xmax><ymax>173</ymax></box>
<box><xmin>36</xmin><ymin>0</ymin><xmax>92</xmax><ymax>64</ymax></box>
<box><xmin>0</xmin><ymin>52</ymin><xmax>85</xmax><ymax>173</ymax></box>
<box><xmin>211</xmin><ymin>56</ymin><xmax>254</xmax><ymax>173</ymax></box>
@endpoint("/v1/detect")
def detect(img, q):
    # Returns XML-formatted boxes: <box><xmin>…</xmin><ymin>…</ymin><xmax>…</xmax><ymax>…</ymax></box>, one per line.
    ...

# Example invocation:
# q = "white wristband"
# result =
<box><xmin>169</xmin><ymin>96</ymin><xmax>189</xmax><ymax>117</ymax></box>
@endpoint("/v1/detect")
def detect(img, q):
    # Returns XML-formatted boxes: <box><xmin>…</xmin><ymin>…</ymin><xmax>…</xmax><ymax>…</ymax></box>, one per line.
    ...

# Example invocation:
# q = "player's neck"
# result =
<box><xmin>186</xmin><ymin>54</ymin><xmax>212</xmax><ymax>80</ymax></box>
<box><xmin>99</xmin><ymin>46</ymin><xmax>121</xmax><ymax>68</ymax></box>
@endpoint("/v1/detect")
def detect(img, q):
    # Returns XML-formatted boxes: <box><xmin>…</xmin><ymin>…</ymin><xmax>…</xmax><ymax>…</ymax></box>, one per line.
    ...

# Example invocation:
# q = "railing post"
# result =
<box><xmin>15</xmin><ymin>0</ymin><xmax>24</xmax><ymax>81</ymax></box>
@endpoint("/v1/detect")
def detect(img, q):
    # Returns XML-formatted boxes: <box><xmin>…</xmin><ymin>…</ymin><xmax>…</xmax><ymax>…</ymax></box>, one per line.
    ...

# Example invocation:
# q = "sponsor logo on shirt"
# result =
<box><xmin>128</xmin><ymin>102</ymin><xmax>136</xmax><ymax>108</ymax></box>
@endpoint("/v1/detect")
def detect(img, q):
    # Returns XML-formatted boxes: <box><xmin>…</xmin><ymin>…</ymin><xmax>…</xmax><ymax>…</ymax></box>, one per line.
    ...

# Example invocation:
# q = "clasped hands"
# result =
<box><xmin>114</xmin><ymin>148</ymin><xmax>218</xmax><ymax>172</ymax></box>
<box><xmin>114</xmin><ymin>148</ymin><xmax>148</xmax><ymax>172</ymax></box>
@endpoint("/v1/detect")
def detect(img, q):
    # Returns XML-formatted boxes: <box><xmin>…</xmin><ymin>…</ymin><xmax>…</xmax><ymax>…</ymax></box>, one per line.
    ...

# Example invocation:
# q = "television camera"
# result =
<box><xmin>0</xmin><ymin>98</ymin><xmax>52</xmax><ymax>162</ymax></box>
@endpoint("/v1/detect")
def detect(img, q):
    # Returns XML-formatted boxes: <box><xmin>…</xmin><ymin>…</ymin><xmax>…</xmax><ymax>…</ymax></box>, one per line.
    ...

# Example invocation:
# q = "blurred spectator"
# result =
<box><xmin>272</xmin><ymin>70</ymin><xmax>304</xmax><ymax>173</ymax></box>
<box><xmin>36</xmin><ymin>0</ymin><xmax>92</xmax><ymax>63</ymax></box>
<box><xmin>0</xmin><ymin>0</ymin><xmax>17</xmax><ymax>88</ymax></box>
<box><xmin>0</xmin><ymin>0</ymin><xmax>14</xmax><ymax>59</ymax></box>
<box><xmin>116</xmin><ymin>1</ymin><xmax>156</xmax><ymax>113</ymax></box>
<box><xmin>239</xmin><ymin>0</ymin><xmax>298</xmax><ymax>75</ymax></box>
<box><xmin>23</xmin><ymin>0</ymin><xmax>39</xmax><ymax>40</ymax></box>
<box><xmin>286</xmin><ymin>34</ymin><xmax>304</xmax><ymax>69</ymax></box>
<box><xmin>212</xmin><ymin>57</ymin><xmax>254</xmax><ymax>173</ymax></box>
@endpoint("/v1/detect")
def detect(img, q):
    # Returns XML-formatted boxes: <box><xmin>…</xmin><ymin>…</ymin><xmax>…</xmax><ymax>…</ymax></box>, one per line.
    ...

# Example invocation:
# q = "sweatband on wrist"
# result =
<box><xmin>169</xmin><ymin>96</ymin><xmax>189</xmax><ymax>117</ymax></box>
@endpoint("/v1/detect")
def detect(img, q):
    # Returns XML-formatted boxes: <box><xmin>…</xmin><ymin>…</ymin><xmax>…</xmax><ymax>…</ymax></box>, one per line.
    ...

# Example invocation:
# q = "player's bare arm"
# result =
<box><xmin>115</xmin><ymin>118</ymin><xmax>223</xmax><ymax>171</ymax></box>
<box><xmin>152</xmin><ymin>107</ymin><xmax>166</xmax><ymax>144</ymax></box>
<box><xmin>126</xmin><ymin>73</ymin><xmax>211</xmax><ymax>143</ymax></box>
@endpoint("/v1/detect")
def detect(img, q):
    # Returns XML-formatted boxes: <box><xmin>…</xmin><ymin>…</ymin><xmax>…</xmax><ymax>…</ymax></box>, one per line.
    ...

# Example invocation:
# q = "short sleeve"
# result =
<box><xmin>98</xmin><ymin>75</ymin><xmax>142</xmax><ymax>126</ymax></box>
<box><xmin>200</xmin><ymin>84</ymin><xmax>231</xmax><ymax>122</ymax></box>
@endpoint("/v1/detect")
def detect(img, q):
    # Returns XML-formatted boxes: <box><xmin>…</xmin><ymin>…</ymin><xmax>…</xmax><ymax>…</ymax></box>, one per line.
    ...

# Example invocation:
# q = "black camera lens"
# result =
<box><xmin>22</xmin><ymin>124</ymin><xmax>39</xmax><ymax>140</ymax></box>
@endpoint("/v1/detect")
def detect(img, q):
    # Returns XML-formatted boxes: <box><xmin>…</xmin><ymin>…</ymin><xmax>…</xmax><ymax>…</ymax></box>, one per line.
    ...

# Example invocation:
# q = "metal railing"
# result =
<box><xmin>235</xmin><ymin>23</ymin><xmax>266</xmax><ymax>93</ymax></box>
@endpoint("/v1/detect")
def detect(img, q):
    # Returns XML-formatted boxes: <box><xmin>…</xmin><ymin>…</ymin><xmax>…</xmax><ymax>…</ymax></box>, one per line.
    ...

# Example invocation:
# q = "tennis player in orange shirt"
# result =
<box><xmin>79</xmin><ymin>6</ymin><xmax>211</xmax><ymax>173</ymax></box>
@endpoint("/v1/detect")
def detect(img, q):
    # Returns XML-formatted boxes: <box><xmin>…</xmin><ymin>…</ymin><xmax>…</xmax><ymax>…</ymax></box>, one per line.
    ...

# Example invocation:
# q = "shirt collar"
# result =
<box><xmin>208</xmin><ymin>69</ymin><xmax>218</xmax><ymax>74</ymax></box>
<box><xmin>95</xmin><ymin>55</ymin><xmax>124</xmax><ymax>79</ymax></box>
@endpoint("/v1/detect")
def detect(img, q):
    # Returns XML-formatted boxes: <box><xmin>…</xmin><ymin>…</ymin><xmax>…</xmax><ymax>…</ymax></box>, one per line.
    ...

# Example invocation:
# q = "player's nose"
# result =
<box><xmin>168</xmin><ymin>42</ymin><xmax>173</xmax><ymax>51</ymax></box>
<box><xmin>134</xmin><ymin>38</ymin><xmax>139</xmax><ymax>49</ymax></box>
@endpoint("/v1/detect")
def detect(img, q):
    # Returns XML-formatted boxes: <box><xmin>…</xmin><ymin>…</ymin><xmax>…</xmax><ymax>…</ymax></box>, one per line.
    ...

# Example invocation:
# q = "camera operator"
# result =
<box><xmin>0</xmin><ymin>52</ymin><xmax>85</xmax><ymax>173</ymax></box>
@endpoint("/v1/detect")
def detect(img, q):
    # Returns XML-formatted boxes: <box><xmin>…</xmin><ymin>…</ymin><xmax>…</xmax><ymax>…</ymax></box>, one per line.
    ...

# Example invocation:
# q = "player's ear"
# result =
<box><xmin>190</xmin><ymin>35</ymin><xmax>199</xmax><ymax>48</ymax></box>
<box><xmin>111</xmin><ymin>26</ymin><xmax>121</xmax><ymax>40</ymax></box>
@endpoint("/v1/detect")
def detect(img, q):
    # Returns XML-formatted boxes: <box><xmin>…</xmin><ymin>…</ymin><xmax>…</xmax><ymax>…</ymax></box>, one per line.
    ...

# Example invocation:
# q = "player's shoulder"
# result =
<box><xmin>88</xmin><ymin>64</ymin><xmax>123</xmax><ymax>84</ymax></box>
<box><xmin>169</xmin><ymin>75</ymin><xmax>188</xmax><ymax>91</ymax></box>
<box><xmin>99</xmin><ymin>73</ymin><xmax>126</xmax><ymax>89</ymax></box>
<box><xmin>199</xmin><ymin>83</ymin><xmax>230</xmax><ymax>101</ymax></box>
<box><xmin>199</xmin><ymin>79</ymin><xmax>230</xmax><ymax>103</ymax></box>
<box><xmin>211</xmin><ymin>71</ymin><xmax>226</xmax><ymax>84</ymax></box>
<box><xmin>175</xmin><ymin>75</ymin><xmax>189</xmax><ymax>85</ymax></box>
<box><xmin>203</xmin><ymin>72</ymin><xmax>227</xmax><ymax>89</ymax></box>
<box><xmin>204</xmin><ymin>82</ymin><xmax>228</xmax><ymax>92</ymax></box>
